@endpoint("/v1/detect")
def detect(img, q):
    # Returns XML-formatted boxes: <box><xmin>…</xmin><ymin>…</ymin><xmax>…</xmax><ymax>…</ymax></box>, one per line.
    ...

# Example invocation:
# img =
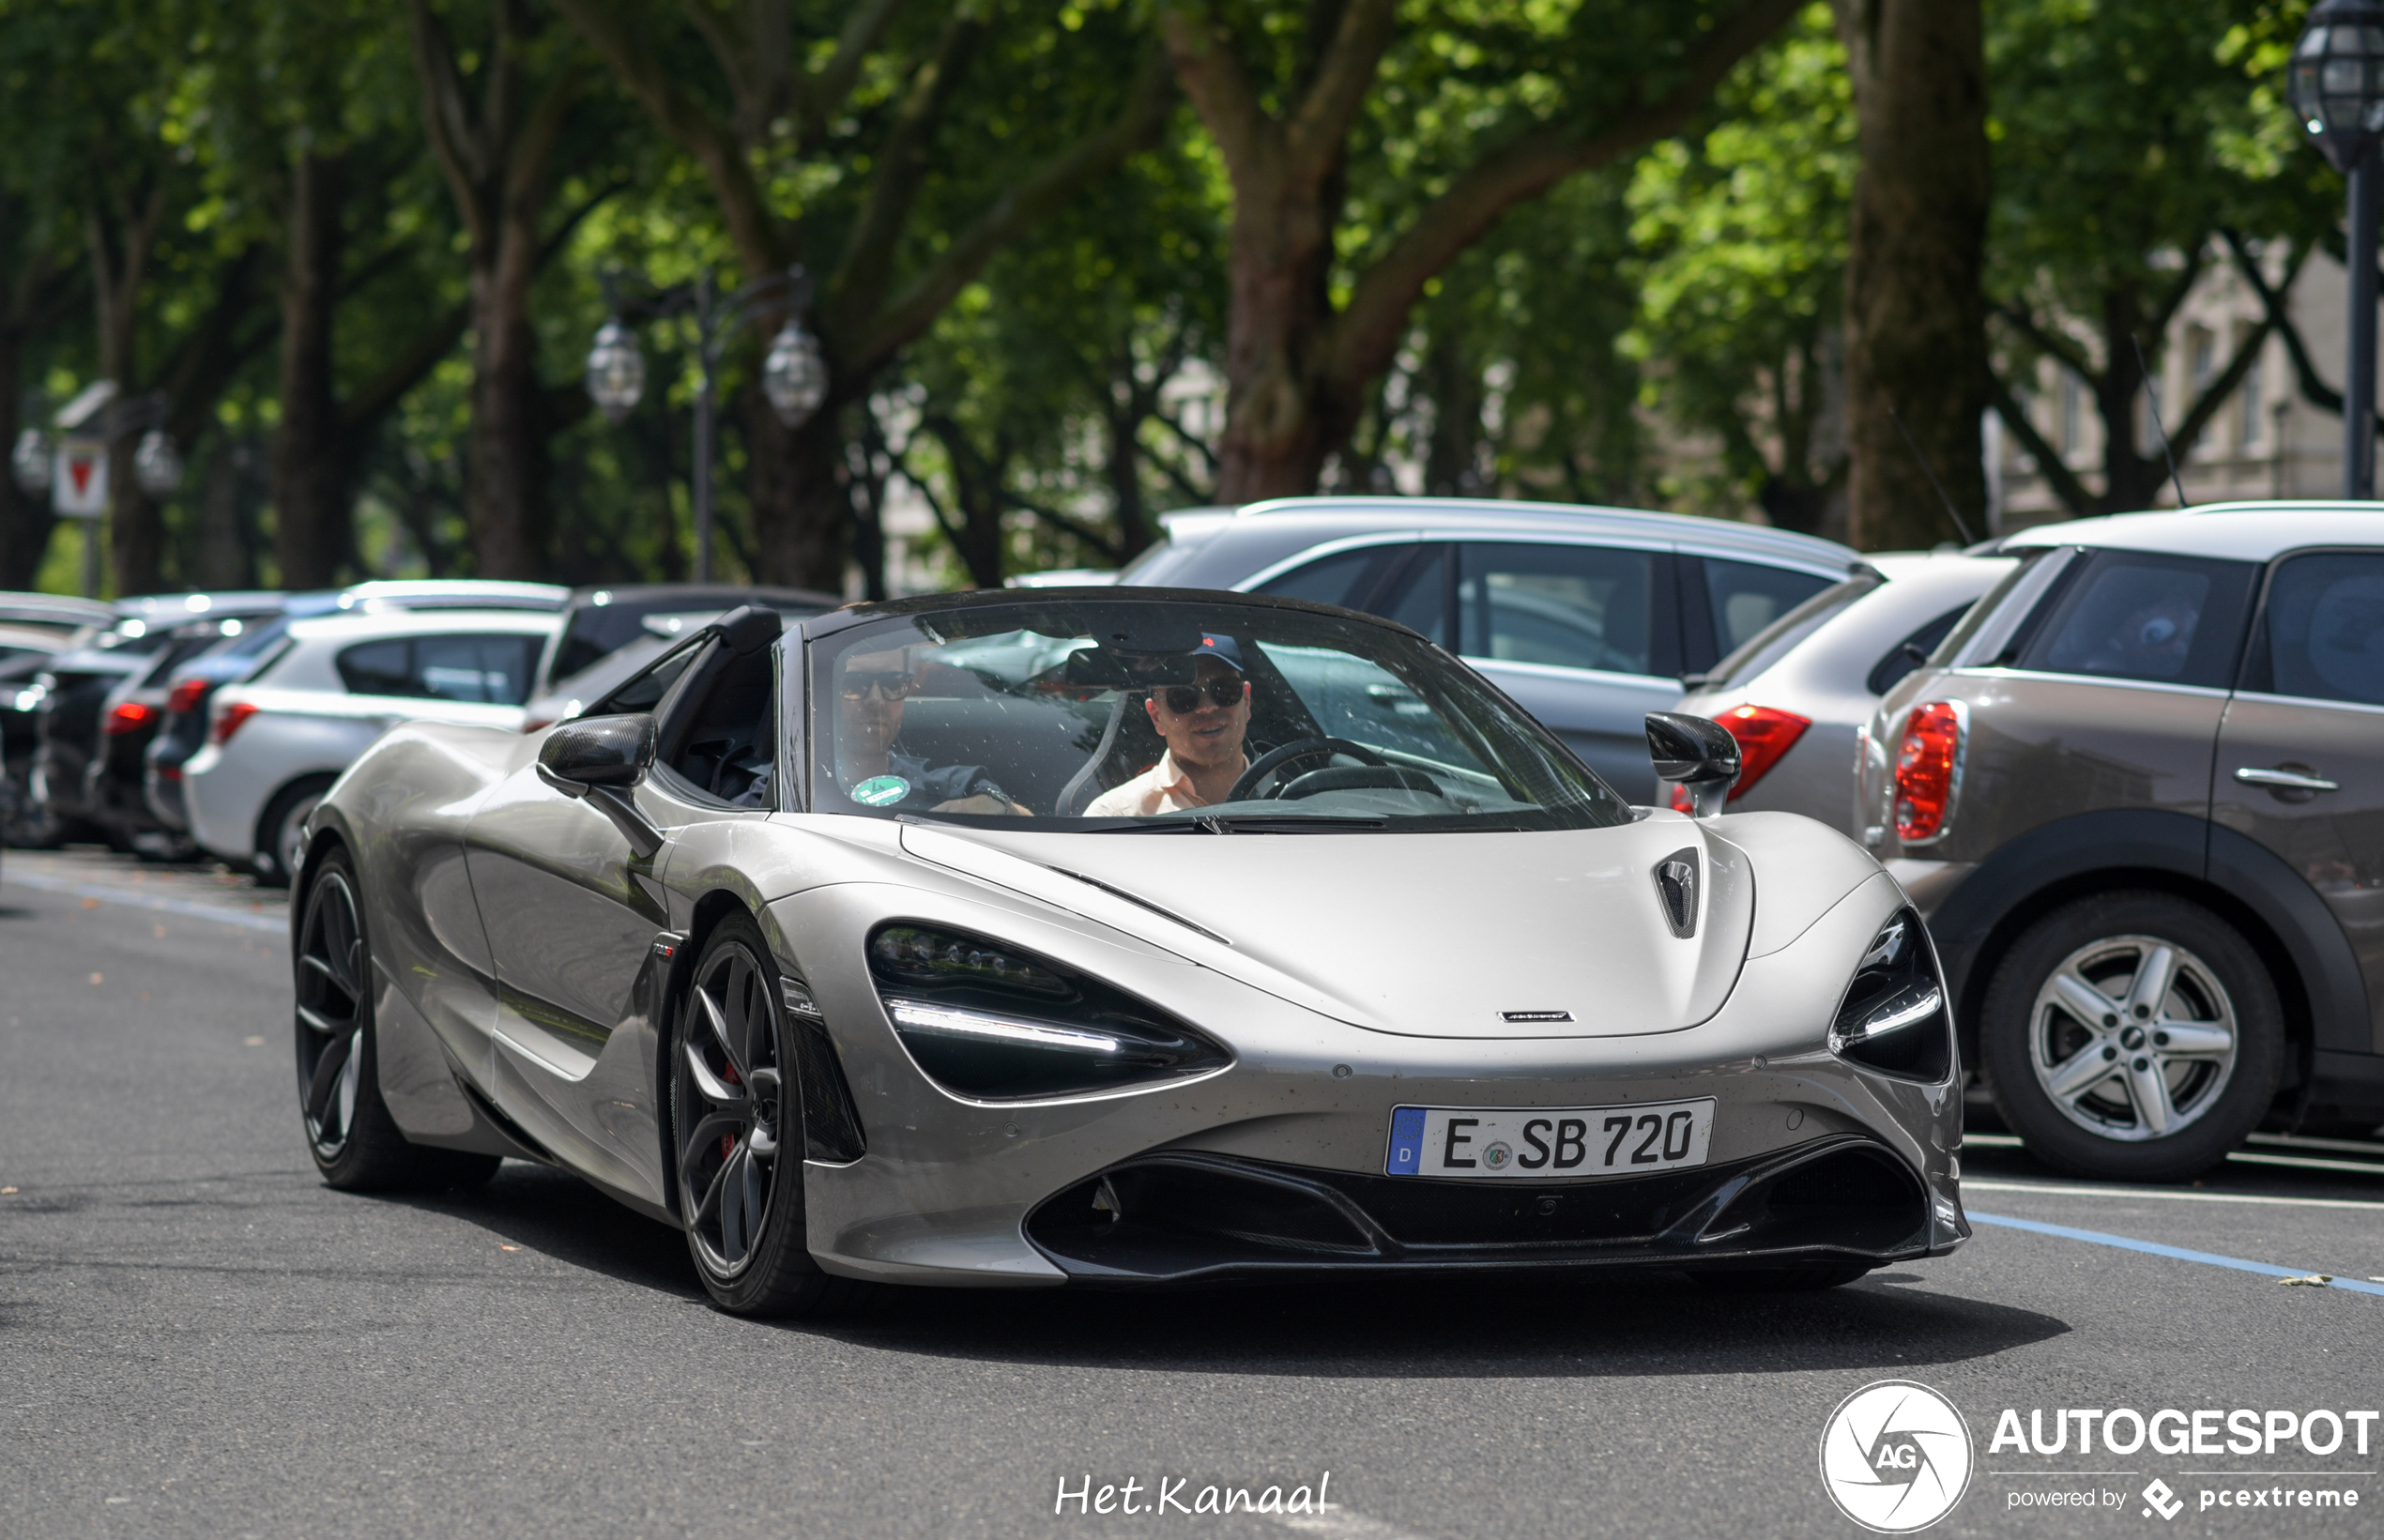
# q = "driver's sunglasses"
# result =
<box><xmin>1158</xmin><ymin>677</ymin><xmax>1246</xmax><ymax>714</ymax></box>
<box><xmin>839</xmin><ymin>672</ymin><xmax>916</xmax><ymax>702</ymax></box>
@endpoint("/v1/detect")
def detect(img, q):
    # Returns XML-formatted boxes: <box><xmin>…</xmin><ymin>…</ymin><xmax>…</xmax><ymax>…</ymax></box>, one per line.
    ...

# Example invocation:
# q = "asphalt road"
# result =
<box><xmin>7</xmin><ymin>850</ymin><xmax>2384</xmax><ymax>1539</ymax></box>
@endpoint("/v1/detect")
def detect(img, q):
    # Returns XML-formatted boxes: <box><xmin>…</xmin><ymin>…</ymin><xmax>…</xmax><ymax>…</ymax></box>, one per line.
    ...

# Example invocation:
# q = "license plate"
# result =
<box><xmin>1384</xmin><ymin>1099</ymin><xmax>1716</xmax><ymax>1178</ymax></box>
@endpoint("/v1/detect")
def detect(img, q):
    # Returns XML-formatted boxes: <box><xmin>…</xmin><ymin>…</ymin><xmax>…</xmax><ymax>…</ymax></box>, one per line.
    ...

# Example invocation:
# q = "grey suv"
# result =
<box><xmin>1862</xmin><ymin>504</ymin><xmax>2384</xmax><ymax>1180</ymax></box>
<box><xmin>1123</xmin><ymin>497</ymin><xmax>1859</xmax><ymax>799</ymax></box>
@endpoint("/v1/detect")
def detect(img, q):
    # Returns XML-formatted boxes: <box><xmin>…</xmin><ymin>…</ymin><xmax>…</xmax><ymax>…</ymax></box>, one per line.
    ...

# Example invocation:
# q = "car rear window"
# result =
<box><xmin>2259</xmin><ymin>552</ymin><xmax>2384</xmax><ymax>706</ymax></box>
<box><xmin>336</xmin><ymin>633</ymin><xmax>543</xmax><ymax>705</ymax></box>
<box><xmin>1704</xmin><ymin>573</ymin><xmax>1877</xmax><ymax>690</ymax></box>
<box><xmin>2014</xmin><ymin>550</ymin><xmax>2255</xmax><ymax>689</ymax></box>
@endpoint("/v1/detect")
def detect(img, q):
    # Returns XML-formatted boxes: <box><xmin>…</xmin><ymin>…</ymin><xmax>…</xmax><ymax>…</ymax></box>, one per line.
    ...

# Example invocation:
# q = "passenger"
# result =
<box><xmin>1085</xmin><ymin>634</ymin><xmax>1251</xmax><ymax>816</ymax></box>
<box><xmin>835</xmin><ymin>644</ymin><xmax>1029</xmax><ymax>815</ymax></box>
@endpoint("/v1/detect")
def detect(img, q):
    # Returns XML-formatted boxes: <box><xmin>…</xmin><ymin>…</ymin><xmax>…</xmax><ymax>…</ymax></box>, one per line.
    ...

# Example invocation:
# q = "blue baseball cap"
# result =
<box><xmin>1192</xmin><ymin>633</ymin><xmax>1245</xmax><ymax>672</ymax></box>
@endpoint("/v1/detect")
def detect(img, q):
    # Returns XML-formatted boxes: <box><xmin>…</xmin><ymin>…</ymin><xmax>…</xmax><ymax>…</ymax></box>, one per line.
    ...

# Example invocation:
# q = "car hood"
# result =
<box><xmin>897</xmin><ymin>816</ymin><xmax>1752</xmax><ymax>1039</ymax></box>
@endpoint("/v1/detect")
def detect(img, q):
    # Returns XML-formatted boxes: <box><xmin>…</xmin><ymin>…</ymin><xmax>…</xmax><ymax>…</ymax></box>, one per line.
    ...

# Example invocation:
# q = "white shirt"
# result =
<box><xmin>1083</xmin><ymin>751</ymin><xmax>1242</xmax><ymax>817</ymax></box>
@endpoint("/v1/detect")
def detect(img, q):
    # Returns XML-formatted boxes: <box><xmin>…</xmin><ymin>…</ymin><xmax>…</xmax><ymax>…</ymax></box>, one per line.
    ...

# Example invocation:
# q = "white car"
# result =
<box><xmin>184</xmin><ymin>609</ymin><xmax>562</xmax><ymax>882</ymax></box>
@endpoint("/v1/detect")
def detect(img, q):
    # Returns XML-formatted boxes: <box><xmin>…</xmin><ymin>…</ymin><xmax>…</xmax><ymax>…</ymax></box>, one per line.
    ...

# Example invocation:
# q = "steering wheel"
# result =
<box><xmin>1229</xmin><ymin>737</ymin><xmax>1388</xmax><ymax>801</ymax></box>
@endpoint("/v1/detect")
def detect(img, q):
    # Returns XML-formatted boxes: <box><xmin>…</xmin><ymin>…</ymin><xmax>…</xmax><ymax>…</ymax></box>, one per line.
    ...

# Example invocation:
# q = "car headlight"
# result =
<box><xmin>1828</xmin><ymin>907</ymin><xmax>1951</xmax><ymax>1082</ymax></box>
<box><xmin>867</xmin><ymin>924</ymin><xmax>1230</xmax><ymax>1101</ymax></box>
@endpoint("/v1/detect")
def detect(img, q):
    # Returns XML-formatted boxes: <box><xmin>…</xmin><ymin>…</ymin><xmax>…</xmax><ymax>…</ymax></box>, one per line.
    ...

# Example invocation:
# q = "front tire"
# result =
<box><xmin>1979</xmin><ymin>891</ymin><xmax>2282</xmax><ymax>1182</ymax></box>
<box><xmin>668</xmin><ymin>912</ymin><xmax>855</xmax><ymax>1318</ymax></box>
<box><xmin>295</xmin><ymin>848</ymin><xmax>499</xmax><ymax>1191</ymax></box>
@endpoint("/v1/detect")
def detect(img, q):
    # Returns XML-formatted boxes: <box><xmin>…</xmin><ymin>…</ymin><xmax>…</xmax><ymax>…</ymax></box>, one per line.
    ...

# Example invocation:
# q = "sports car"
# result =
<box><xmin>292</xmin><ymin>589</ymin><xmax>1968</xmax><ymax>1317</ymax></box>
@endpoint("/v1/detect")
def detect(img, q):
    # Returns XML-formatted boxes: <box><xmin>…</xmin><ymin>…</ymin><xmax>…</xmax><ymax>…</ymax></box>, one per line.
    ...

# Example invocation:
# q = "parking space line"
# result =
<box><xmin>1274</xmin><ymin>1510</ymin><xmax>1436</xmax><ymax>1540</ymax></box>
<box><xmin>1969</xmin><ymin>1211</ymin><xmax>2384</xmax><ymax>1296</ymax></box>
<box><xmin>2</xmin><ymin>870</ymin><xmax>288</xmax><ymax>936</ymax></box>
<box><xmin>1967</xmin><ymin>1180</ymin><xmax>2384</xmax><ymax>1212</ymax></box>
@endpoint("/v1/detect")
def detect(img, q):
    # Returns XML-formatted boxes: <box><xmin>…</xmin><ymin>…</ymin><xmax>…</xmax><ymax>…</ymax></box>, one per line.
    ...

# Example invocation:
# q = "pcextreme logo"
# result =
<box><xmin>1820</xmin><ymin>1380</ymin><xmax>1976</xmax><ymax>1533</ymax></box>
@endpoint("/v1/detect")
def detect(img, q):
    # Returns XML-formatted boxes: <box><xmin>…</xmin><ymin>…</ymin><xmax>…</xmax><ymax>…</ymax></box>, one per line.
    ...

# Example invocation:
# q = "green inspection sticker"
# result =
<box><xmin>850</xmin><ymin>774</ymin><xmax>911</xmax><ymax>807</ymax></box>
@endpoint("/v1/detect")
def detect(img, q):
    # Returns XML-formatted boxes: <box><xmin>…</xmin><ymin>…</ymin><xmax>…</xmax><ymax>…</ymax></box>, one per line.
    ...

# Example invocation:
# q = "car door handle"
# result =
<box><xmin>2235</xmin><ymin>766</ymin><xmax>2339</xmax><ymax>792</ymax></box>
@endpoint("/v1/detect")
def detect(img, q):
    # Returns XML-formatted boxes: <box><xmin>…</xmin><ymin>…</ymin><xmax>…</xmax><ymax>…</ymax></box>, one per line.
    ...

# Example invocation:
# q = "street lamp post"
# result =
<box><xmin>2286</xmin><ymin>0</ymin><xmax>2384</xmax><ymax>498</ymax></box>
<box><xmin>584</xmin><ymin>267</ymin><xmax>829</xmax><ymax>584</ymax></box>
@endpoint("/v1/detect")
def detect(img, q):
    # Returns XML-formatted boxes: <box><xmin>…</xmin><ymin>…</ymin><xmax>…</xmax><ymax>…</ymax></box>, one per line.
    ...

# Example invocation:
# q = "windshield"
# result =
<box><xmin>807</xmin><ymin>598</ymin><xmax>1630</xmax><ymax>831</ymax></box>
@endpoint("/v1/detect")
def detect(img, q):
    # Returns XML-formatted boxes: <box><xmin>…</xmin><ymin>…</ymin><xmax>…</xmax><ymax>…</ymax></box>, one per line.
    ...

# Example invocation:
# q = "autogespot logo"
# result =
<box><xmin>1820</xmin><ymin>1380</ymin><xmax>1975</xmax><ymax>1533</ymax></box>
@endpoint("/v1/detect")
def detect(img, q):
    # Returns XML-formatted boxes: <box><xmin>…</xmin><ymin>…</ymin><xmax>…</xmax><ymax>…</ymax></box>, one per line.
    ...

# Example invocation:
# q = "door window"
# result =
<box><xmin>335</xmin><ymin>633</ymin><xmax>543</xmax><ymax>704</ymax></box>
<box><xmin>1251</xmin><ymin>546</ymin><xmax>1391</xmax><ymax>609</ymax></box>
<box><xmin>1375</xmin><ymin>546</ymin><xmax>1452</xmax><ymax>647</ymax></box>
<box><xmin>2260</xmin><ymin>553</ymin><xmax>2384</xmax><ymax>706</ymax></box>
<box><xmin>660</xmin><ymin>643</ymin><xmax>776</xmax><ymax>807</ymax></box>
<box><xmin>1703</xmin><ymin>558</ymin><xmax>1835</xmax><ymax>656</ymax></box>
<box><xmin>1459</xmin><ymin>542</ymin><xmax>1654</xmax><ymax>676</ymax></box>
<box><xmin>2016</xmin><ymin>551</ymin><xmax>2255</xmax><ymax>689</ymax></box>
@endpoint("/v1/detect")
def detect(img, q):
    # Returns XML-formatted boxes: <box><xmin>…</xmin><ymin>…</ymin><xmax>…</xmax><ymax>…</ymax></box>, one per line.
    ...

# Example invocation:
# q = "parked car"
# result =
<box><xmin>185</xmin><ymin>608</ymin><xmax>563</xmax><ymax>883</ymax></box>
<box><xmin>109</xmin><ymin>582</ymin><xmax>569</xmax><ymax>851</ymax></box>
<box><xmin>1860</xmin><ymin>503</ymin><xmax>2384</xmax><ymax>1180</ymax></box>
<box><xmin>26</xmin><ymin>592</ymin><xmax>292</xmax><ymax>847</ymax></box>
<box><xmin>293</xmin><ymin>590</ymin><xmax>1964</xmax><ymax>1316</ymax></box>
<box><xmin>1673</xmin><ymin>553</ymin><xmax>2014</xmax><ymax>834</ymax></box>
<box><xmin>143</xmin><ymin>614</ymin><xmax>327</xmax><ymax>841</ymax></box>
<box><xmin>0</xmin><ymin>623</ymin><xmax>75</xmax><ymax>846</ymax></box>
<box><xmin>1118</xmin><ymin>497</ymin><xmax>1860</xmax><ymax>800</ymax></box>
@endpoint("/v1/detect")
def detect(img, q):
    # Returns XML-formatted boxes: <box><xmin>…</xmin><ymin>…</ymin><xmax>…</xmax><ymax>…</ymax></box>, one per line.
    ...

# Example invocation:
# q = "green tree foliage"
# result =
<box><xmin>1625</xmin><ymin>3</ymin><xmax>1852</xmax><ymax>534</ymax></box>
<box><xmin>1985</xmin><ymin>0</ymin><xmax>2340</xmax><ymax>514</ymax></box>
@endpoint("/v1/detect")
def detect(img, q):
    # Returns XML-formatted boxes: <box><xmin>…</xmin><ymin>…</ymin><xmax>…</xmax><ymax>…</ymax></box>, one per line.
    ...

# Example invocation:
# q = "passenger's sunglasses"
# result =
<box><xmin>839</xmin><ymin>672</ymin><xmax>916</xmax><ymax>701</ymax></box>
<box><xmin>1156</xmin><ymin>678</ymin><xmax>1246</xmax><ymax>714</ymax></box>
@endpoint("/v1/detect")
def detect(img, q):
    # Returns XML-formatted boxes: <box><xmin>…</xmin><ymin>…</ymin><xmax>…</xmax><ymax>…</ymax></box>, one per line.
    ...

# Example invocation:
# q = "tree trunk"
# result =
<box><xmin>0</xmin><ymin>326</ymin><xmax>52</xmax><ymax>589</ymax></box>
<box><xmin>92</xmin><ymin>201</ymin><xmax>164</xmax><ymax>596</ymax></box>
<box><xmin>272</xmin><ymin>151</ymin><xmax>350</xmax><ymax>588</ymax></box>
<box><xmin>1216</xmin><ymin>172</ymin><xmax>1345</xmax><ymax>501</ymax></box>
<box><xmin>1831</xmin><ymin>0</ymin><xmax>1990</xmax><ymax>549</ymax></box>
<box><xmin>746</xmin><ymin>396</ymin><xmax>849</xmax><ymax>590</ymax></box>
<box><xmin>464</xmin><ymin>188</ymin><xmax>547</xmax><ymax>578</ymax></box>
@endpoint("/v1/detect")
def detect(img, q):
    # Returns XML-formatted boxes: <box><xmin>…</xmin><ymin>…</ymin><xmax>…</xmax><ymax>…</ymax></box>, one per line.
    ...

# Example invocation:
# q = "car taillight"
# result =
<box><xmin>166</xmin><ymin>679</ymin><xmax>208</xmax><ymax>714</ymax></box>
<box><xmin>1669</xmin><ymin>704</ymin><xmax>1811</xmax><ymax>812</ymax></box>
<box><xmin>1893</xmin><ymin>701</ymin><xmax>1966</xmax><ymax>843</ymax></box>
<box><xmin>210</xmin><ymin>701</ymin><xmax>261</xmax><ymax>745</ymax></box>
<box><xmin>103</xmin><ymin>701</ymin><xmax>158</xmax><ymax>735</ymax></box>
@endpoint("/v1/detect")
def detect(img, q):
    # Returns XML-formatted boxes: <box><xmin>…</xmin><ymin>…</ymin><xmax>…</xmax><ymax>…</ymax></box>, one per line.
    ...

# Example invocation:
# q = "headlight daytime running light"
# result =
<box><xmin>867</xmin><ymin>924</ymin><xmax>1230</xmax><ymax>1102</ymax></box>
<box><xmin>1827</xmin><ymin>907</ymin><xmax>1953</xmax><ymax>1083</ymax></box>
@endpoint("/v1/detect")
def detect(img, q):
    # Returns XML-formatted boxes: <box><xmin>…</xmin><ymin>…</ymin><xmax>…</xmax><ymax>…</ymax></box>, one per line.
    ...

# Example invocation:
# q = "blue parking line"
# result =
<box><xmin>1970</xmin><ymin>1211</ymin><xmax>2384</xmax><ymax>1297</ymax></box>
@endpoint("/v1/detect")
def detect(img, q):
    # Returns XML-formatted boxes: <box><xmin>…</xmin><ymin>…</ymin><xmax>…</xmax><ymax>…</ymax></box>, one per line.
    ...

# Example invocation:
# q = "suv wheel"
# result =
<box><xmin>1980</xmin><ymin>892</ymin><xmax>2282</xmax><ymax>1182</ymax></box>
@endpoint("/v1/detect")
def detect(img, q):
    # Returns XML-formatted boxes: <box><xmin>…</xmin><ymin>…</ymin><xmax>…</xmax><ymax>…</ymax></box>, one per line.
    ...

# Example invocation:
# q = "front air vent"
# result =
<box><xmin>1653</xmin><ymin>847</ymin><xmax>1700</xmax><ymax>938</ymax></box>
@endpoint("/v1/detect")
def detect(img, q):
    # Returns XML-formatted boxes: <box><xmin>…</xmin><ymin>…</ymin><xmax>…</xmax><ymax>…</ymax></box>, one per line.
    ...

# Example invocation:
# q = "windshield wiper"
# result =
<box><xmin>1091</xmin><ymin>815</ymin><xmax>1385</xmax><ymax>833</ymax></box>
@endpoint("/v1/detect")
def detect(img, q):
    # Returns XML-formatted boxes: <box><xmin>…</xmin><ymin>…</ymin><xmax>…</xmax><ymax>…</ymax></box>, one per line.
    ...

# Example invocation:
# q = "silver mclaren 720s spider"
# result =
<box><xmin>289</xmin><ymin>589</ymin><xmax>1967</xmax><ymax>1316</ymax></box>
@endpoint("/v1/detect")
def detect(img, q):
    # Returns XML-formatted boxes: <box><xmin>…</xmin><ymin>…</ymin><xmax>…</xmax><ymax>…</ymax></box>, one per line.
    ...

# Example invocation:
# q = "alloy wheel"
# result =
<box><xmin>2026</xmin><ymin>932</ymin><xmax>2239</xmax><ymax>1143</ymax></box>
<box><xmin>295</xmin><ymin>870</ymin><xmax>367</xmax><ymax>1159</ymax></box>
<box><xmin>675</xmin><ymin>942</ymin><xmax>786</xmax><ymax>1279</ymax></box>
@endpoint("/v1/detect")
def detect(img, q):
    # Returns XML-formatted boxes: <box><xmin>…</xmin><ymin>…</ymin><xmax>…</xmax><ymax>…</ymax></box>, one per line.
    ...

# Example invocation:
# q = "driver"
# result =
<box><xmin>1086</xmin><ymin>634</ymin><xmax>1251</xmax><ymax>816</ymax></box>
<box><xmin>835</xmin><ymin>643</ymin><xmax>1029</xmax><ymax>815</ymax></box>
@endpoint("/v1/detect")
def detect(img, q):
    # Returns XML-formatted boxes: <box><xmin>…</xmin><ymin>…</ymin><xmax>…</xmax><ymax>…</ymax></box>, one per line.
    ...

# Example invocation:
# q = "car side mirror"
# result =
<box><xmin>1645</xmin><ymin>711</ymin><xmax>1740</xmax><ymax>818</ymax></box>
<box><xmin>538</xmin><ymin>712</ymin><xmax>654</xmax><ymax>791</ymax></box>
<box><xmin>536</xmin><ymin>713</ymin><xmax>664</xmax><ymax>858</ymax></box>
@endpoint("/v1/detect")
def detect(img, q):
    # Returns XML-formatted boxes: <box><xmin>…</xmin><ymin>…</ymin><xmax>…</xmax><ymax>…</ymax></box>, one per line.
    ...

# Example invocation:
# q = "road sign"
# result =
<box><xmin>54</xmin><ymin>435</ymin><xmax>106</xmax><ymax>518</ymax></box>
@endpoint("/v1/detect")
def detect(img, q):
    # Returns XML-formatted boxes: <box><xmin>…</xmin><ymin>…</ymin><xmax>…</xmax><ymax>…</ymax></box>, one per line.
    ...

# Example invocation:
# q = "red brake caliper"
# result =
<box><xmin>720</xmin><ymin>1059</ymin><xmax>741</xmax><ymax>1159</ymax></box>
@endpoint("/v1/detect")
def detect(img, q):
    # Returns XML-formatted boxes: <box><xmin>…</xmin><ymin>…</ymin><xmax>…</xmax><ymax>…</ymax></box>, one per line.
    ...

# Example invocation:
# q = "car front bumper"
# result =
<box><xmin>769</xmin><ymin>869</ymin><xmax>1966</xmax><ymax>1288</ymax></box>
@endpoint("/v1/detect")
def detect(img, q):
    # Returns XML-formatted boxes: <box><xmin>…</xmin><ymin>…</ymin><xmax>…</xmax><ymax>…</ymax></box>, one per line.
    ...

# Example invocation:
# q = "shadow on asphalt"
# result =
<box><xmin>392</xmin><ymin>1165</ymin><xmax>2069</xmax><ymax>1377</ymax></box>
